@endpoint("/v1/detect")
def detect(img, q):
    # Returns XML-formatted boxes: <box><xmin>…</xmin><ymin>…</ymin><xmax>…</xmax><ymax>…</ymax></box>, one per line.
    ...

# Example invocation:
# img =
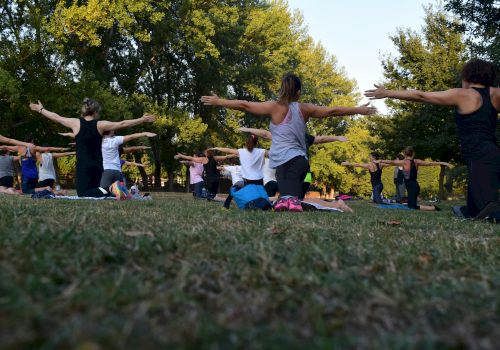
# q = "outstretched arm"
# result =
<box><xmin>238</xmin><ymin>127</ymin><xmax>272</xmax><ymax>140</ymax></box>
<box><xmin>179</xmin><ymin>160</ymin><xmax>195</xmax><ymax>166</ymax></box>
<box><xmin>29</xmin><ymin>101</ymin><xmax>79</xmax><ymax>132</ymax></box>
<box><xmin>0</xmin><ymin>145</ymin><xmax>19</xmax><ymax>152</ymax></box>
<box><xmin>201</xmin><ymin>94</ymin><xmax>276</xmax><ymax>116</ymax></box>
<box><xmin>301</xmin><ymin>103</ymin><xmax>377</xmax><ymax>119</ymax></box>
<box><xmin>210</xmin><ymin>147</ymin><xmax>239</xmax><ymax>155</ymax></box>
<box><xmin>365</xmin><ymin>85</ymin><xmax>465</xmax><ymax>107</ymax></box>
<box><xmin>0</xmin><ymin>136</ymin><xmax>33</xmax><ymax>148</ymax></box>
<box><xmin>314</xmin><ymin>136</ymin><xmax>348</xmax><ymax>144</ymax></box>
<box><xmin>123</xmin><ymin>146</ymin><xmax>152</xmax><ymax>153</ymax></box>
<box><xmin>122</xmin><ymin>132</ymin><xmax>157</xmax><ymax>143</ymax></box>
<box><xmin>52</xmin><ymin>152</ymin><xmax>76</xmax><ymax>159</ymax></box>
<box><xmin>379</xmin><ymin>159</ymin><xmax>405</xmax><ymax>166</ymax></box>
<box><xmin>174</xmin><ymin>153</ymin><xmax>208</xmax><ymax>164</ymax></box>
<box><xmin>122</xmin><ymin>161</ymin><xmax>146</xmax><ymax>168</ymax></box>
<box><xmin>341</xmin><ymin>162</ymin><xmax>370</xmax><ymax>169</ymax></box>
<box><xmin>415</xmin><ymin>160</ymin><xmax>452</xmax><ymax>167</ymax></box>
<box><xmin>58</xmin><ymin>132</ymin><xmax>75</xmax><ymax>139</ymax></box>
<box><xmin>97</xmin><ymin>114</ymin><xmax>156</xmax><ymax>134</ymax></box>
<box><xmin>34</xmin><ymin>146</ymin><xmax>70</xmax><ymax>153</ymax></box>
<box><xmin>214</xmin><ymin>154</ymin><xmax>238</xmax><ymax>162</ymax></box>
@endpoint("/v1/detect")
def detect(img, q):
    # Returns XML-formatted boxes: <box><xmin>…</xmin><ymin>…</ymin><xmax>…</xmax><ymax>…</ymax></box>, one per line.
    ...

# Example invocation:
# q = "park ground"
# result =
<box><xmin>0</xmin><ymin>193</ymin><xmax>498</xmax><ymax>349</ymax></box>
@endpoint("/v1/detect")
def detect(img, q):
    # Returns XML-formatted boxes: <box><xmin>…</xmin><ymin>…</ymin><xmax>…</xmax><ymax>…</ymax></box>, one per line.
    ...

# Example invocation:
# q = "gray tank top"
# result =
<box><xmin>269</xmin><ymin>102</ymin><xmax>307</xmax><ymax>168</ymax></box>
<box><xmin>0</xmin><ymin>155</ymin><xmax>15</xmax><ymax>178</ymax></box>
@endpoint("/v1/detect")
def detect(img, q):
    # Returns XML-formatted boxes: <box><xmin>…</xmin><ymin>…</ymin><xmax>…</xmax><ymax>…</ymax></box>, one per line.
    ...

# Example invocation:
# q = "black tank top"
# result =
<box><xmin>75</xmin><ymin>118</ymin><xmax>103</xmax><ymax>169</ymax></box>
<box><xmin>404</xmin><ymin>160</ymin><xmax>418</xmax><ymax>182</ymax></box>
<box><xmin>455</xmin><ymin>87</ymin><xmax>499</xmax><ymax>161</ymax></box>
<box><xmin>203</xmin><ymin>156</ymin><xmax>219</xmax><ymax>179</ymax></box>
<box><xmin>370</xmin><ymin>163</ymin><xmax>382</xmax><ymax>186</ymax></box>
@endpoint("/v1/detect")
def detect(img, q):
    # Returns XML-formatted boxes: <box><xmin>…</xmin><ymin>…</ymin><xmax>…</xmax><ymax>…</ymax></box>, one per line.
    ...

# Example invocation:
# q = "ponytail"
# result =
<box><xmin>246</xmin><ymin>134</ymin><xmax>258</xmax><ymax>152</ymax></box>
<box><xmin>278</xmin><ymin>73</ymin><xmax>302</xmax><ymax>105</ymax></box>
<box><xmin>81</xmin><ymin>98</ymin><xmax>101</xmax><ymax>117</ymax></box>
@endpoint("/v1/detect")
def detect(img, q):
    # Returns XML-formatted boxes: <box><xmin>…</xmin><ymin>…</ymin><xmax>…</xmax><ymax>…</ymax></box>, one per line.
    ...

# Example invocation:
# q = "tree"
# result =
<box><xmin>444</xmin><ymin>0</ymin><xmax>500</xmax><ymax>63</ymax></box>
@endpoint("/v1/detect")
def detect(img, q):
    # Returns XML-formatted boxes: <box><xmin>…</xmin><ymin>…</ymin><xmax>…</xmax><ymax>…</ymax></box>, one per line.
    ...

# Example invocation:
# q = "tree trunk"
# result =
<box><xmin>438</xmin><ymin>165</ymin><xmax>446</xmax><ymax>200</ymax></box>
<box><xmin>133</xmin><ymin>153</ymin><xmax>149</xmax><ymax>189</ymax></box>
<box><xmin>185</xmin><ymin>168</ymin><xmax>190</xmax><ymax>193</ymax></box>
<box><xmin>168</xmin><ymin>172</ymin><xmax>175</xmax><ymax>192</ymax></box>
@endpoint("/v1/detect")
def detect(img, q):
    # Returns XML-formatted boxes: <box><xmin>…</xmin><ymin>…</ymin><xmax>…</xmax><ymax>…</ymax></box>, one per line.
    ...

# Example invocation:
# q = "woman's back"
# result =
<box><xmin>39</xmin><ymin>153</ymin><xmax>56</xmax><ymax>181</ymax></box>
<box><xmin>76</xmin><ymin>118</ymin><xmax>103</xmax><ymax>169</ymax></box>
<box><xmin>269</xmin><ymin>102</ymin><xmax>307</xmax><ymax>168</ymax></box>
<box><xmin>238</xmin><ymin>148</ymin><xmax>265</xmax><ymax>180</ymax></box>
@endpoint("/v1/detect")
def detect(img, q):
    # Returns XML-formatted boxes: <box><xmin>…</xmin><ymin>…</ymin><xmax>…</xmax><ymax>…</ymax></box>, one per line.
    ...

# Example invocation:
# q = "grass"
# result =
<box><xmin>0</xmin><ymin>193</ymin><xmax>498</xmax><ymax>349</ymax></box>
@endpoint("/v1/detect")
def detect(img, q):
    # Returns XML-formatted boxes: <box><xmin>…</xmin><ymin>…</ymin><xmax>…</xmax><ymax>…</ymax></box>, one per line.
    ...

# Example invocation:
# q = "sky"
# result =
<box><xmin>287</xmin><ymin>0</ymin><xmax>435</xmax><ymax>112</ymax></box>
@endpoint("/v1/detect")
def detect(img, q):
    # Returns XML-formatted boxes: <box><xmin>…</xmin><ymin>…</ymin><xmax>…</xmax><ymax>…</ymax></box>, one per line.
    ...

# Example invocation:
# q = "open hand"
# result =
<box><xmin>358</xmin><ymin>103</ymin><xmax>377</xmax><ymax>115</ymax></box>
<box><xmin>144</xmin><ymin>132</ymin><xmax>157</xmax><ymax>138</ymax></box>
<box><xmin>29</xmin><ymin>100</ymin><xmax>44</xmax><ymax>113</ymax></box>
<box><xmin>341</xmin><ymin>161</ymin><xmax>350</xmax><ymax>166</ymax></box>
<box><xmin>142</xmin><ymin>113</ymin><xmax>156</xmax><ymax>123</ymax></box>
<box><xmin>364</xmin><ymin>84</ymin><xmax>388</xmax><ymax>100</ymax></box>
<box><xmin>201</xmin><ymin>93</ymin><xmax>220</xmax><ymax>106</ymax></box>
<box><xmin>336</xmin><ymin>136</ymin><xmax>348</xmax><ymax>142</ymax></box>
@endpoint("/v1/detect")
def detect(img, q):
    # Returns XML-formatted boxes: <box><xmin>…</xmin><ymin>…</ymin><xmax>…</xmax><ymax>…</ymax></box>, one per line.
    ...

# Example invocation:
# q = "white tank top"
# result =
<box><xmin>38</xmin><ymin>153</ymin><xmax>57</xmax><ymax>181</ymax></box>
<box><xmin>238</xmin><ymin>148</ymin><xmax>265</xmax><ymax>180</ymax></box>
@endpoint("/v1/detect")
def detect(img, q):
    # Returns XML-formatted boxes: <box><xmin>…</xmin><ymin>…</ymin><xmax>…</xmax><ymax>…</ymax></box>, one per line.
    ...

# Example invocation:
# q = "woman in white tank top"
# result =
<box><xmin>210</xmin><ymin>134</ymin><xmax>268</xmax><ymax>185</ymax></box>
<box><xmin>202</xmin><ymin>74</ymin><xmax>376</xmax><ymax>212</ymax></box>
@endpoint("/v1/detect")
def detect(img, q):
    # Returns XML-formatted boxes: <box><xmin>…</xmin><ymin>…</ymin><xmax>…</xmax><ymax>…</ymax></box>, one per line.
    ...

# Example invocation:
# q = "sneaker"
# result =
<box><xmin>288</xmin><ymin>197</ymin><xmax>303</xmax><ymax>212</ymax></box>
<box><xmin>110</xmin><ymin>181</ymin><xmax>129</xmax><ymax>200</ymax></box>
<box><xmin>274</xmin><ymin>197</ymin><xmax>289</xmax><ymax>212</ymax></box>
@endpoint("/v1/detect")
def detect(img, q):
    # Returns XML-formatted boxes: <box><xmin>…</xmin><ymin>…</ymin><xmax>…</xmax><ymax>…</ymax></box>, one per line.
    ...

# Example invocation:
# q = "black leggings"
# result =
<box><xmin>205</xmin><ymin>177</ymin><xmax>219</xmax><ymax>199</ymax></box>
<box><xmin>276</xmin><ymin>156</ymin><xmax>308</xmax><ymax>198</ymax></box>
<box><xmin>76</xmin><ymin>165</ymin><xmax>107</xmax><ymax>197</ymax></box>
<box><xmin>465</xmin><ymin>148</ymin><xmax>500</xmax><ymax>217</ymax></box>
<box><xmin>244</xmin><ymin>179</ymin><xmax>264</xmax><ymax>186</ymax></box>
<box><xmin>265</xmin><ymin>181</ymin><xmax>278</xmax><ymax>197</ymax></box>
<box><xmin>406</xmin><ymin>180</ymin><xmax>420</xmax><ymax>210</ymax></box>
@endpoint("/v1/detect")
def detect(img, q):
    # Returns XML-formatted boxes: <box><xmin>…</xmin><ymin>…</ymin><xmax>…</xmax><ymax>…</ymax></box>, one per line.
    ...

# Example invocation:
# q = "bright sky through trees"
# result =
<box><xmin>288</xmin><ymin>0</ymin><xmax>432</xmax><ymax>112</ymax></box>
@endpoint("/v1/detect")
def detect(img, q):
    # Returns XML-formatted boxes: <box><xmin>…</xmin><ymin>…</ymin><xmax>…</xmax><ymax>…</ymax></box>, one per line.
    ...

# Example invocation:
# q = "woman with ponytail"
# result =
<box><xmin>29</xmin><ymin>98</ymin><xmax>156</xmax><ymax>198</ymax></box>
<box><xmin>210</xmin><ymin>134</ymin><xmax>267</xmax><ymax>186</ymax></box>
<box><xmin>202</xmin><ymin>74</ymin><xmax>376</xmax><ymax>212</ymax></box>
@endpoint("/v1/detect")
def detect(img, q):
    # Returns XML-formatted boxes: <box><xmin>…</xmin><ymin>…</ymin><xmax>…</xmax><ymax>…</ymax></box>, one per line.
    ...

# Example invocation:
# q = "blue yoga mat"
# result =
<box><xmin>377</xmin><ymin>204</ymin><xmax>411</xmax><ymax>210</ymax></box>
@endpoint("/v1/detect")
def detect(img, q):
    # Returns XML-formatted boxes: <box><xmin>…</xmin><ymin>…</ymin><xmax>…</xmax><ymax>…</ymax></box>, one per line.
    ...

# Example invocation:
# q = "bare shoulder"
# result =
<box><xmin>490</xmin><ymin>87</ymin><xmax>500</xmax><ymax>110</ymax></box>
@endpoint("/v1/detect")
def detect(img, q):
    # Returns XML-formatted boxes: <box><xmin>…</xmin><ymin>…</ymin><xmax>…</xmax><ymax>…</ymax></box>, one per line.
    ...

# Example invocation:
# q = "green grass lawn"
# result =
<box><xmin>0</xmin><ymin>194</ymin><xmax>498</xmax><ymax>349</ymax></box>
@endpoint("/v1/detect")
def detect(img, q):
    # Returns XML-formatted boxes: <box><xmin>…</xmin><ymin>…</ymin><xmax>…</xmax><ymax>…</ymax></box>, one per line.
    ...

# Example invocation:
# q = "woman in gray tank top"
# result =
<box><xmin>202</xmin><ymin>74</ymin><xmax>376</xmax><ymax>212</ymax></box>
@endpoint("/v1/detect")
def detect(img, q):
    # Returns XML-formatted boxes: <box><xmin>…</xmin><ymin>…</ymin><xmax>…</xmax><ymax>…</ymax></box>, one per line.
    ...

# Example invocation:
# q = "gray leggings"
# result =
<box><xmin>100</xmin><ymin>169</ymin><xmax>122</xmax><ymax>189</ymax></box>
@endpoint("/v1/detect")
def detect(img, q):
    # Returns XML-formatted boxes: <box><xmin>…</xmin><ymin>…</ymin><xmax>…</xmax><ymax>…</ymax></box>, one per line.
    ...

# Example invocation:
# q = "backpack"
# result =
<box><xmin>230</xmin><ymin>184</ymin><xmax>272</xmax><ymax>211</ymax></box>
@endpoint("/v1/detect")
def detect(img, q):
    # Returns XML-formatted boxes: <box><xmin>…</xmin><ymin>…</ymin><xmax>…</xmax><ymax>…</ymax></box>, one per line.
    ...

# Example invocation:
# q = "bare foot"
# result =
<box><xmin>336</xmin><ymin>199</ymin><xmax>354</xmax><ymax>213</ymax></box>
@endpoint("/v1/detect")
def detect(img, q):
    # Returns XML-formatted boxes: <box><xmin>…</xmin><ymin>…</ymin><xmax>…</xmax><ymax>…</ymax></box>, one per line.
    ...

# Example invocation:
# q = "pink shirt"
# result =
<box><xmin>190</xmin><ymin>163</ymin><xmax>204</xmax><ymax>184</ymax></box>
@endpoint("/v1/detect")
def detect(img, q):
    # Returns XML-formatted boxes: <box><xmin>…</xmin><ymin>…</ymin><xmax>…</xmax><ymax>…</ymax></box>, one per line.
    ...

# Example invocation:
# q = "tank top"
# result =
<box><xmin>75</xmin><ymin>118</ymin><xmax>103</xmax><ymax>170</ymax></box>
<box><xmin>38</xmin><ymin>153</ymin><xmax>57</xmax><ymax>181</ymax></box>
<box><xmin>370</xmin><ymin>163</ymin><xmax>382</xmax><ymax>186</ymax></box>
<box><xmin>21</xmin><ymin>147</ymin><xmax>38</xmax><ymax>179</ymax></box>
<box><xmin>403</xmin><ymin>159</ymin><xmax>418</xmax><ymax>182</ymax></box>
<box><xmin>394</xmin><ymin>167</ymin><xmax>405</xmax><ymax>185</ymax></box>
<box><xmin>454</xmin><ymin>87</ymin><xmax>499</xmax><ymax>162</ymax></box>
<box><xmin>203</xmin><ymin>156</ymin><xmax>219</xmax><ymax>180</ymax></box>
<box><xmin>269</xmin><ymin>102</ymin><xmax>307</xmax><ymax>168</ymax></box>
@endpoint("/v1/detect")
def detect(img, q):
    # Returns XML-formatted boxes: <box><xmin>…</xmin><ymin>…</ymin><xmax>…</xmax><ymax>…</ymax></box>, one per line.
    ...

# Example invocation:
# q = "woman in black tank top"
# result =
<box><xmin>365</xmin><ymin>59</ymin><xmax>500</xmax><ymax>220</ymax></box>
<box><xmin>175</xmin><ymin>149</ymin><xmax>235</xmax><ymax>200</ymax></box>
<box><xmin>342</xmin><ymin>152</ymin><xmax>388</xmax><ymax>204</ymax></box>
<box><xmin>29</xmin><ymin>98</ymin><xmax>156</xmax><ymax>198</ymax></box>
<box><xmin>380</xmin><ymin>147</ymin><xmax>451</xmax><ymax>211</ymax></box>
